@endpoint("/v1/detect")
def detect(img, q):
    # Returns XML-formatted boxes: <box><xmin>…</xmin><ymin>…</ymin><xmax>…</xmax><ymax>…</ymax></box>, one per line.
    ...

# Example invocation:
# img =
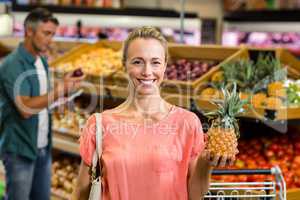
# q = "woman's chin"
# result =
<box><xmin>135</xmin><ymin>87</ymin><xmax>159</xmax><ymax>96</ymax></box>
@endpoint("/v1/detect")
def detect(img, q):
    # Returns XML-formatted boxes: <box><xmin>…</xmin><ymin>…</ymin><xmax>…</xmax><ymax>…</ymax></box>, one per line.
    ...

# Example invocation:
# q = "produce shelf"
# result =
<box><xmin>53</xmin><ymin>130</ymin><xmax>79</xmax><ymax>155</ymax></box>
<box><xmin>287</xmin><ymin>188</ymin><xmax>300</xmax><ymax>200</ymax></box>
<box><xmin>194</xmin><ymin>98</ymin><xmax>265</xmax><ymax>120</ymax></box>
<box><xmin>244</xmin><ymin>47</ymin><xmax>300</xmax><ymax>79</ymax></box>
<box><xmin>161</xmin><ymin>44</ymin><xmax>243</xmax><ymax>94</ymax></box>
<box><xmin>50</xmin><ymin>40</ymin><xmax>122</xmax><ymax>86</ymax></box>
<box><xmin>12</xmin><ymin>3</ymin><xmax>200</xmax><ymax>30</ymax></box>
<box><xmin>195</xmin><ymin>98</ymin><xmax>300</xmax><ymax>121</ymax></box>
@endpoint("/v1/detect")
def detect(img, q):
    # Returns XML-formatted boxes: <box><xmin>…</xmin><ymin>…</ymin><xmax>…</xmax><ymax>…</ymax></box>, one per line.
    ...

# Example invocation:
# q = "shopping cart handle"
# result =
<box><xmin>212</xmin><ymin>169</ymin><xmax>272</xmax><ymax>175</ymax></box>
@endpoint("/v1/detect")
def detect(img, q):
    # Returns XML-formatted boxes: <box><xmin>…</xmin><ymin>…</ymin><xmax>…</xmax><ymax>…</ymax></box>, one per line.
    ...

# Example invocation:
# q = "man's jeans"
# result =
<box><xmin>2</xmin><ymin>147</ymin><xmax>51</xmax><ymax>200</ymax></box>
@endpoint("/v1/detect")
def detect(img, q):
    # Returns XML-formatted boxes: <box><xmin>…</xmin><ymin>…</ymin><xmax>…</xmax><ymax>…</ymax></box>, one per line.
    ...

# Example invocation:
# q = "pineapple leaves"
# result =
<box><xmin>203</xmin><ymin>83</ymin><xmax>247</xmax><ymax>138</ymax></box>
<box><xmin>218</xmin><ymin>53</ymin><xmax>286</xmax><ymax>93</ymax></box>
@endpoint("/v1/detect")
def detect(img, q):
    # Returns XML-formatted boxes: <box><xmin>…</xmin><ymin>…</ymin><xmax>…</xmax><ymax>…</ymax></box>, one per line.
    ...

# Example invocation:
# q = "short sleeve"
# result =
<box><xmin>79</xmin><ymin>114</ymin><xmax>97</xmax><ymax>166</ymax></box>
<box><xmin>190</xmin><ymin>114</ymin><xmax>205</xmax><ymax>161</ymax></box>
<box><xmin>2</xmin><ymin>61</ymin><xmax>31</xmax><ymax>101</ymax></box>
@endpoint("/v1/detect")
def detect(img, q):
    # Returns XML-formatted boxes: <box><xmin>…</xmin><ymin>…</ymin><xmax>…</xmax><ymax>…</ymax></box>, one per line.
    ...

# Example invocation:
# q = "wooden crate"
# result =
<box><xmin>161</xmin><ymin>44</ymin><xmax>242</xmax><ymax>94</ymax></box>
<box><xmin>49</xmin><ymin>43</ymin><xmax>92</xmax><ymax>78</ymax></box>
<box><xmin>246</xmin><ymin>46</ymin><xmax>300</xmax><ymax>79</ymax></box>
<box><xmin>194</xmin><ymin>47</ymin><xmax>300</xmax><ymax>120</ymax></box>
<box><xmin>47</xmin><ymin>41</ymin><xmax>84</xmax><ymax>63</ymax></box>
<box><xmin>239</xmin><ymin>47</ymin><xmax>300</xmax><ymax>120</ymax></box>
<box><xmin>287</xmin><ymin>188</ymin><xmax>300</xmax><ymax>200</ymax></box>
<box><xmin>50</xmin><ymin>40</ymin><xmax>123</xmax><ymax>85</ymax></box>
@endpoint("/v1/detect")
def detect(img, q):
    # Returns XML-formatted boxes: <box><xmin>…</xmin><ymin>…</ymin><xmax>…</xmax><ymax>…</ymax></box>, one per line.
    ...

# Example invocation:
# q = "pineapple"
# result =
<box><xmin>267</xmin><ymin>81</ymin><xmax>286</xmax><ymax>98</ymax></box>
<box><xmin>239</xmin><ymin>92</ymin><xmax>250</xmax><ymax>101</ymax></box>
<box><xmin>204</xmin><ymin>83</ymin><xmax>247</xmax><ymax>157</ymax></box>
<box><xmin>251</xmin><ymin>93</ymin><xmax>267</xmax><ymax>108</ymax></box>
<box><xmin>211</xmin><ymin>71</ymin><xmax>224</xmax><ymax>82</ymax></box>
<box><xmin>200</xmin><ymin>87</ymin><xmax>216</xmax><ymax>96</ymax></box>
<box><xmin>200</xmin><ymin>87</ymin><xmax>223</xmax><ymax>99</ymax></box>
<box><xmin>265</xmin><ymin>97</ymin><xmax>283</xmax><ymax>109</ymax></box>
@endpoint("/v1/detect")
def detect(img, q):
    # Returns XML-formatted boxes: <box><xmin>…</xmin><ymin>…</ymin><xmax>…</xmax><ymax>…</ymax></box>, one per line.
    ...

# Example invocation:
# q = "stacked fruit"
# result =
<box><xmin>285</xmin><ymin>79</ymin><xmax>300</xmax><ymax>106</ymax></box>
<box><xmin>165</xmin><ymin>59</ymin><xmax>217</xmax><ymax>81</ymax></box>
<box><xmin>54</xmin><ymin>47</ymin><xmax>123</xmax><ymax>77</ymax></box>
<box><xmin>52</xmin><ymin>107</ymin><xmax>90</xmax><ymax>136</ymax></box>
<box><xmin>51</xmin><ymin>157</ymin><xmax>80</xmax><ymax>199</ymax></box>
<box><xmin>212</xmin><ymin>133</ymin><xmax>300</xmax><ymax>189</ymax></box>
<box><xmin>200</xmin><ymin>54</ymin><xmax>288</xmax><ymax>109</ymax></box>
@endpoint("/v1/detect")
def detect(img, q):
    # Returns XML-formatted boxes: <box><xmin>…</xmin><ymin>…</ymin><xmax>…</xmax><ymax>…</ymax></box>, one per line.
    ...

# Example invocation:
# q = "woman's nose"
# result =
<box><xmin>142</xmin><ymin>63</ymin><xmax>152</xmax><ymax>76</ymax></box>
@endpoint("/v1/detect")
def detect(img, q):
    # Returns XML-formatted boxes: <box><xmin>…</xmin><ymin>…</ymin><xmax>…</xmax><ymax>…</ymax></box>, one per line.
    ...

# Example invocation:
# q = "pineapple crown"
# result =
<box><xmin>204</xmin><ymin>83</ymin><xmax>248</xmax><ymax>138</ymax></box>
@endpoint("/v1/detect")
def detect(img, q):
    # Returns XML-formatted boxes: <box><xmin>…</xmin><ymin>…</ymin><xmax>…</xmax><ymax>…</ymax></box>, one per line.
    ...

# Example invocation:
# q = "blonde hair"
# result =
<box><xmin>122</xmin><ymin>26</ymin><xmax>168</xmax><ymax>66</ymax></box>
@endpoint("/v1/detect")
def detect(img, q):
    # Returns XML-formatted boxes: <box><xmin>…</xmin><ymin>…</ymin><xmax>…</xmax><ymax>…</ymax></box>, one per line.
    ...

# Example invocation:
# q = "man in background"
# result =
<box><xmin>0</xmin><ymin>8</ymin><xmax>84</xmax><ymax>200</ymax></box>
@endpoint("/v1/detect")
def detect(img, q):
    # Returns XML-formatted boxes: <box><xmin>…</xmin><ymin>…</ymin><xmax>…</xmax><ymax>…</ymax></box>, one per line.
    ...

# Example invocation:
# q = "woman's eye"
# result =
<box><xmin>133</xmin><ymin>60</ymin><xmax>142</xmax><ymax>65</ymax></box>
<box><xmin>153</xmin><ymin>61</ymin><xmax>161</xmax><ymax>65</ymax></box>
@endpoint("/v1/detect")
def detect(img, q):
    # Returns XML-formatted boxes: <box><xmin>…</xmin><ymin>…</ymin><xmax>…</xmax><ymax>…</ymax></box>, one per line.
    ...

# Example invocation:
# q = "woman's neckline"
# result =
<box><xmin>103</xmin><ymin>105</ymin><xmax>177</xmax><ymax>127</ymax></box>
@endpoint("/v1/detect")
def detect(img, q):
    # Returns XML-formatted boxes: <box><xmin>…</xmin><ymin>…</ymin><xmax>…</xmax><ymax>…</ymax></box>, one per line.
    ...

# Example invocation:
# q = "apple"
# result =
<box><xmin>72</xmin><ymin>68</ymin><xmax>84</xmax><ymax>77</ymax></box>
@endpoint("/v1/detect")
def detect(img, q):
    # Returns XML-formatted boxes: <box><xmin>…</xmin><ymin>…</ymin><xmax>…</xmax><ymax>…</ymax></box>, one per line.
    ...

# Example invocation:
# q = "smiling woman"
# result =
<box><xmin>73</xmin><ymin>27</ymin><xmax>234</xmax><ymax>200</ymax></box>
<box><xmin>126</xmin><ymin>37</ymin><xmax>166</xmax><ymax>96</ymax></box>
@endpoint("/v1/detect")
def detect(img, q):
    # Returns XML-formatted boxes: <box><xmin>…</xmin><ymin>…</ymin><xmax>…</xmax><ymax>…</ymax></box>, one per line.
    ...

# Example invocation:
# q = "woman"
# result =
<box><xmin>72</xmin><ymin>27</ymin><xmax>234</xmax><ymax>200</ymax></box>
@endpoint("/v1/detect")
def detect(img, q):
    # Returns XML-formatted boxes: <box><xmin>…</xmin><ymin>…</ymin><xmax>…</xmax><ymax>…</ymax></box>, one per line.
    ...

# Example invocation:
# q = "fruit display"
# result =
<box><xmin>200</xmin><ymin>54</ymin><xmax>291</xmax><ymax>109</ymax></box>
<box><xmin>285</xmin><ymin>79</ymin><xmax>300</xmax><ymax>106</ymax></box>
<box><xmin>213</xmin><ymin>132</ymin><xmax>300</xmax><ymax>189</ymax></box>
<box><xmin>72</xmin><ymin>68</ymin><xmax>84</xmax><ymax>77</ymax></box>
<box><xmin>54</xmin><ymin>46</ymin><xmax>123</xmax><ymax>77</ymax></box>
<box><xmin>51</xmin><ymin>156</ymin><xmax>80</xmax><ymax>199</ymax></box>
<box><xmin>165</xmin><ymin>59</ymin><xmax>217</xmax><ymax>81</ymax></box>
<box><xmin>52</xmin><ymin>107</ymin><xmax>90</xmax><ymax>136</ymax></box>
<box><xmin>204</xmin><ymin>84</ymin><xmax>247</xmax><ymax>158</ymax></box>
<box><xmin>46</xmin><ymin>46</ymin><xmax>71</xmax><ymax>63</ymax></box>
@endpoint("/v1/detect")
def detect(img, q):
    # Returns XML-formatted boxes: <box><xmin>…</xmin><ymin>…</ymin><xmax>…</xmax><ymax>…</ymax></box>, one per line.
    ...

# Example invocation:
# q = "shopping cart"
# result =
<box><xmin>204</xmin><ymin>166</ymin><xmax>286</xmax><ymax>200</ymax></box>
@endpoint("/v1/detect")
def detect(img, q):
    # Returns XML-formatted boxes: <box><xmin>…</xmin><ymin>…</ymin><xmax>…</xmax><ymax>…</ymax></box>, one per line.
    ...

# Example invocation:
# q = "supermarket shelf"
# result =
<box><xmin>12</xmin><ymin>5</ymin><xmax>200</xmax><ymax>29</ymax></box>
<box><xmin>195</xmin><ymin>99</ymin><xmax>300</xmax><ymax>121</ymax></box>
<box><xmin>224</xmin><ymin>10</ymin><xmax>300</xmax><ymax>22</ymax></box>
<box><xmin>65</xmin><ymin>80</ymin><xmax>300</xmax><ymax>119</ymax></box>
<box><xmin>12</xmin><ymin>4</ymin><xmax>198</xmax><ymax>18</ymax></box>
<box><xmin>195</xmin><ymin>98</ymin><xmax>263</xmax><ymax>120</ymax></box>
<box><xmin>287</xmin><ymin>188</ymin><xmax>300</xmax><ymax>200</ymax></box>
<box><xmin>223</xmin><ymin>10</ymin><xmax>300</xmax><ymax>33</ymax></box>
<box><xmin>272</xmin><ymin>107</ymin><xmax>300</xmax><ymax>120</ymax></box>
<box><xmin>223</xmin><ymin>21</ymin><xmax>300</xmax><ymax>33</ymax></box>
<box><xmin>53</xmin><ymin>130</ymin><xmax>79</xmax><ymax>155</ymax></box>
<box><xmin>53</xmin><ymin>127</ymin><xmax>79</xmax><ymax>137</ymax></box>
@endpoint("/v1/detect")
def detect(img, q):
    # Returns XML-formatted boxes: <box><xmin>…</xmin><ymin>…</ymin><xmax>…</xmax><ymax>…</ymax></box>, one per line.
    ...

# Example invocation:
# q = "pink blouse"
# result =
<box><xmin>79</xmin><ymin>106</ymin><xmax>204</xmax><ymax>200</ymax></box>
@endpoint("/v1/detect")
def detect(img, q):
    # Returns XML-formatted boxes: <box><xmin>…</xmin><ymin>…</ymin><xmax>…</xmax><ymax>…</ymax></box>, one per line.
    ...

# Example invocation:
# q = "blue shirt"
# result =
<box><xmin>0</xmin><ymin>43</ymin><xmax>52</xmax><ymax>160</ymax></box>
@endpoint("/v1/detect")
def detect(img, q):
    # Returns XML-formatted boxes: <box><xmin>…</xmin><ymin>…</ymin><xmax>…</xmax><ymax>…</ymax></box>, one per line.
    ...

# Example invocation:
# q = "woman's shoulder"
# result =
<box><xmin>172</xmin><ymin>106</ymin><xmax>199</xmax><ymax>121</ymax></box>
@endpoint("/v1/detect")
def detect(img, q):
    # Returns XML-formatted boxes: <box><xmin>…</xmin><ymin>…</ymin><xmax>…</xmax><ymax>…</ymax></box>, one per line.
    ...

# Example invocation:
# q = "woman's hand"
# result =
<box><xmin>200</xmin><ymin>150</ymin><xmax>236</xmax><ymax>168</ymax></box>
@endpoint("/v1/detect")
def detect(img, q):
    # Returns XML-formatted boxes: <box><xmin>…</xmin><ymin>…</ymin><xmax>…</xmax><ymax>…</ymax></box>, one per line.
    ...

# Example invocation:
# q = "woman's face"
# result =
<box><xmin>125</xmin><ymin>38</ymin><xmax>167</xmax><ymax>96</ymax></box>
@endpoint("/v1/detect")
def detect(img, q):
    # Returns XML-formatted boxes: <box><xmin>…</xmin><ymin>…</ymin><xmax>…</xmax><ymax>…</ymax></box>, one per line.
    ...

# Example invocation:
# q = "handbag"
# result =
<box><xmin>88</xmin><ymin>113</ymin><xmax>102</xmax><ymax>200</ymax></box>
